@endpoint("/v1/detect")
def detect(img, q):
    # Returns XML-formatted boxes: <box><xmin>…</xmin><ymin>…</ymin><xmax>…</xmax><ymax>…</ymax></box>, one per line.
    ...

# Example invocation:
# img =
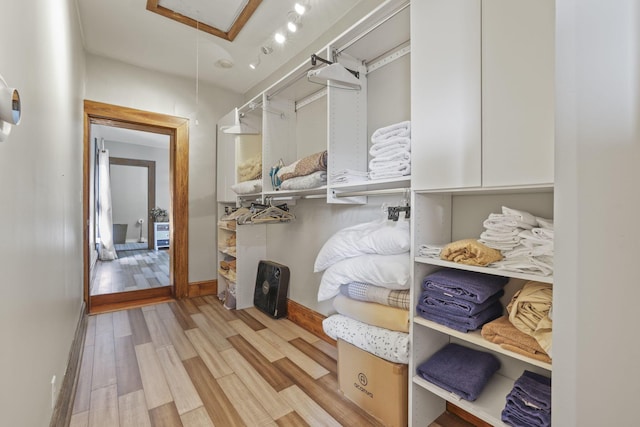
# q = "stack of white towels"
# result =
<box><xmin>479</xmin><ymin>206</ymin><xmax>554</xmax><ymax>276</ymax></box>
<box><xmin>368</xmin><ymin>121</ymin><xmax>411</xmax><ymax>180</ymax></box>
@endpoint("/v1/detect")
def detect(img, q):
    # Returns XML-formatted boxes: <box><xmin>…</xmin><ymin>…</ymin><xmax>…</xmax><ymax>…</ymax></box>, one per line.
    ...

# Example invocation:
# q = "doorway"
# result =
<box><xmin>83</xmin><ymin>100</ymin><xmax>189</xmax><ymax>313</ymax></box>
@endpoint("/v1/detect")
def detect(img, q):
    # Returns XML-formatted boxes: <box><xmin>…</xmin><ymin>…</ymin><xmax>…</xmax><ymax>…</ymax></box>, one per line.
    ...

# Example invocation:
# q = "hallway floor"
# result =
<box><xmin>91</xmin><ymin>249</ymin><xmax>169</xmax><ymax>296</ymax></box>
<box><xmin>69</xmin><ymin>296</ymin><xmax>384</xmax><ymax>426</ymax></box>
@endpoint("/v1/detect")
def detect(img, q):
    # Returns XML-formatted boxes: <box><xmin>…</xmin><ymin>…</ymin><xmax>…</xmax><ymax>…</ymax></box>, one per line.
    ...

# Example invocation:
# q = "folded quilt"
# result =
<box><xmin>279</xmin><ymin>171</ymin><xmax>326</xmax><ymax>190</ymax></box>
<box><xmin>422</xmin><ymin>268</ymin><xmax>509</xmax><ymax>304</ymax></box>
<box><xmin>416</xmin><ymin>300</ymin><xmax>503</xmax><ymax>332</ymax></box>
<box><xmin>416</xmin><ymin>343</ymin><xmax>500</xmax><ymax>401</ymax></box>
<box><xmin>481</xmin><ymin>316</ymin><xmax>551</xmax><ymax>363</ymax></box>
<box><xmin>369</xmin><ymin>137</ymin><xmax>411</xmax><ymax>157</ymax></box>
<box><xmin>339</xmin><ymin>282</ymin><xmax>410</xmax><ymax>310</ymax></box>
<box><xmin>507</xmin><ymin>281</ymin><xmax>553</xmax><ymax>356</ymax></box>
<box><xmin>440</xmin><ymin>239</ymin><xmax>503</xmax><ymax>266</ymax></box>
<box><xmin>371</xmin><ymin>120</ymin><xmax>411</xmax><ymax>143</ymax></box>
<box><xmin>322</xmin><ymin>314</ymin><xmax>409</xmax><ymax>364</ymax></box>
<box><xmin>277</xmin><ymin>151</ymin><xmax>328</xmax><ymax>181</ymax></box>
<box><xmin>333</xmin><ymin>293</ymin><xmax>409</xmax><ymax>333</ymax></box>
<box><xmin>419</xmin><ymin>289</ymin><xmax>504</xmax><ymax>316</ymax></box>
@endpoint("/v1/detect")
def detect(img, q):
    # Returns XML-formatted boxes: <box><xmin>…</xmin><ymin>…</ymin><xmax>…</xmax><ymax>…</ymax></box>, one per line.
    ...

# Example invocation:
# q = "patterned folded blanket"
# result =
<box><xmin>440</xmin><ymin>239</ymin><xmax>503</xmax><ymax>266</ymax></box>
<box><xmin>339</xmin><ymin>282</ymin><xmax>410</xmax><ymax>310</ymax></box>
<box><xmin>277</xmin><ymin>151</ymin><xmax>328</xmax><ymax>182</ymax></box>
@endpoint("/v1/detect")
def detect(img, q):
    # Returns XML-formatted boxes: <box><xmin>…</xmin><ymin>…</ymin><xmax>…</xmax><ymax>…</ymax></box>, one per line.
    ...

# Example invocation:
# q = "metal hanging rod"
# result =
<box><xmin>332</xmin><ymin>187</ymin><xmax>410</xmax><ymax>198</ymax></box>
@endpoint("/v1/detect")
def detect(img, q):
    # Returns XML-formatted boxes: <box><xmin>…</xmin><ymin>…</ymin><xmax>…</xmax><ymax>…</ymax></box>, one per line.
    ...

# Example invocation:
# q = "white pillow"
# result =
<box><xmin>231</xmin><ymin>179</ymin><xmax>262</xmax><ymax>194</ymax></box>
<box><xmin>317</xmin><ymin>253</ymin><xmax>410</xmax><ymax>301</ymax></box>
<box><xmin>314</xmin><ymin>219</ymin><xmax>410</xmax><ymax>272</ymax></box>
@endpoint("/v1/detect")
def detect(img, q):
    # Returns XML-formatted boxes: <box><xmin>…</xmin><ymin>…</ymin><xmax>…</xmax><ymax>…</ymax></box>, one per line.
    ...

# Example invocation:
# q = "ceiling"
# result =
<box><xmin>77</xmin><ymin>0</ymin><xmax>369</xmax><ymax>94</ymax></box>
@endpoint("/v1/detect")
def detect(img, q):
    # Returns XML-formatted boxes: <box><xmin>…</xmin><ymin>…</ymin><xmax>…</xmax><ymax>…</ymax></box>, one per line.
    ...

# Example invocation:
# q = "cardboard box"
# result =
<box><xmin>337</xmin><ymin>339</ymin><xmax>408</xmax><ymax>427</ymax></box>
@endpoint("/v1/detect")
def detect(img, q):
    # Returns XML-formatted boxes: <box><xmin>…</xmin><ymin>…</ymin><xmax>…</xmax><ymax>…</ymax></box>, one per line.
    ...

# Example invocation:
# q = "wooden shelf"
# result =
<box><xmin>413</xmin><ymin>316</ymin><xmax>552</xmax><ymax>371</ymax></box>
<box><xmin>415</xmin><ymin>257</ymin><xmax>553</xmax><ymax>284</ymax></box>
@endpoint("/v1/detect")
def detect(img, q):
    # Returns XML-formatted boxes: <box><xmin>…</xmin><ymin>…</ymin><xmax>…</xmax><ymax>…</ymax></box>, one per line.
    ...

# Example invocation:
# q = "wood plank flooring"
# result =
<box><xmin>91</xmin><ymin>249</ymin><xmax>169</xmax><ymax>296</ymax></box>
<box><xmin>70</xmin><ymin>297</ymin><xmax>385</xmax><ymax>426</ymax></box>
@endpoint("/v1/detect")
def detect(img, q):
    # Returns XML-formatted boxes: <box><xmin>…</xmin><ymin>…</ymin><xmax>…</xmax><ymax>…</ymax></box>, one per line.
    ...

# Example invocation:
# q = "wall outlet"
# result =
<box><xmin>51</xmin><ymin>375</ymin><xmax>56</xmax><ymax>409</ymax></box>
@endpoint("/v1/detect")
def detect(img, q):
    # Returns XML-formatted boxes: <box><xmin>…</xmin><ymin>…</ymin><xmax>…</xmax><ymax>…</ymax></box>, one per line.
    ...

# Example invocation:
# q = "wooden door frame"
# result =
<box><xmin>83</xmin><ymin>100</ymin><xmax>189</xmax><ymax>312</ymax></box>
<box><xmin>109</xmin><ymin>157</ymin><xmax>157</xmax><ymax>249</ymax></box>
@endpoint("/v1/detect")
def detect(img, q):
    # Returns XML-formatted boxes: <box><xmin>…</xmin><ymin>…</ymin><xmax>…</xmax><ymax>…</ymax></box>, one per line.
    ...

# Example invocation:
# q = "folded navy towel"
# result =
<box><xmin>503</xmin><ymin>395</ymin><xmax>551</xmax><ymax>426</ymax></box>
<box><xmin>420</xmin><ymin>289</ymin><xmax>504</xmax><ymax>316</ymax></box>
<box><xmin>512</xmin><ymin>370</ymin><xmax>552</xmax><ymax>411</ymax></box>
<box><xmin>416</xmin><ymin>300</ymin><xmax>503</xmax><ymax>332</ymax></box>
<box><xmin>502</xmin><ymin>405</ymin><xmax>550</xmax><ymax>427</ymax></box>
<box><xmin>416</xmin><ymin>343</ymin><xmax>500</xmax><ymax>401</ymax></box>
<box><xmin>422</xmin><ymin>269</ymin><xmax>509</xmax><ymax>304</ymax></box>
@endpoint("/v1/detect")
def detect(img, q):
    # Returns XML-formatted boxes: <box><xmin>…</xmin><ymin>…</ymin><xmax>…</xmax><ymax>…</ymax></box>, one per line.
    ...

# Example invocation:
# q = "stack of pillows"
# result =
<box><xmin>317</xmin><ymin>217</ymin><xmax>412</xmax><ymax>364</ymax></box>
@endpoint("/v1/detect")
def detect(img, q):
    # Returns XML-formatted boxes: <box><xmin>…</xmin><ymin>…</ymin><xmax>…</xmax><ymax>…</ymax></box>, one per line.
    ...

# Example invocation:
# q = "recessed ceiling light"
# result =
<box><xmin>215</xmin><ymin>59</ymin><xmax>234</xmax><ymax>69</ymax></box>
<box><xmin>275</xmin><ymin>32</ymin><xmax>286</xmax><ymax>44</ymax></box>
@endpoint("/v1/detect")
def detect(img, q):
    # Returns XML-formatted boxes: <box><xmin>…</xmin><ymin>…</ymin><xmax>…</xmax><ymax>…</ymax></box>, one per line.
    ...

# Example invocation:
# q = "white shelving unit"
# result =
<box><xmin>409</xmin><ymin>0</ymin><xmax>555</xmax><ymax>424</ymax></box>
<box><xmin>153</xmin><ymin>222</ymin><xmax>169</xmax><ymax>251</ymax></box>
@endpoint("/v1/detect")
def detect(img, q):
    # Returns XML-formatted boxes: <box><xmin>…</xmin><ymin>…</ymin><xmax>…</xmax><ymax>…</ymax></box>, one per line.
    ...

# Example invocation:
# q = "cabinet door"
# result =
<box><xmin>217</xmin><ymin>109</ymin><xmax>238</xmax><ymax>203</ymax></box>
<box><xmin>411</xmin><ymin>0</ymin><xmax>482</xmax><ymax>190</ymax></box>
<box><xmin>481</xmin><ymin>0</ymin><xmax>555</xmax><ymax>187</ymax></box>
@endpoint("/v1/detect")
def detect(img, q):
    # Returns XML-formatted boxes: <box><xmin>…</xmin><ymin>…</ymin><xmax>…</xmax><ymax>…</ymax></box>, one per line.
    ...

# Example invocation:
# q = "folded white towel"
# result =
<box><xmin>536</xmin><ymin>217</ymin><xmax>554</xmax><ymax>229</ymax></box>
<box><xmin>417</xmin><ymin>244</ymin><xmax>444</xmax><ymax>258</ymax></box>
<box><xmin>369</xmin><ymin>137</ymin><xmax>411</xmax><ymax>158</ymax></box>
<box><xmin>279</xmin><ymin>171</ymin><xmax>327</xmax><ymax>190</ymax></box>
<box><xmin>331</xmin><ymin>169</ymin><xmax>369</xmax><ymax>178</ymax></box>
<box><xmin>371</xmin><ymin>120</ymin><xmax>411</xmax><ymax>143</ymax></box>
<box><xmin>332</xmin><ymin>174</ymin><xmax>369</xmax><ymax>184</ymax></box>
<box><xmin>369</xmin><ymin>151</ymin><xmax>411</xmax><ymax>171</ymax></box>
<box><xmin>369</xmin><ymin>164</ymin><xmax>411</xmax><ymax>180</ymax></box>
<box><xmin>483</xmin><ymin>213</ymin><xmax>534</xmax><ymax>231</ymax></box>
<box><xmin>504</xmin><ymin>244</ymin><xmax>554</xmax><ymax>259</ymax></box>
<box><xmin>531</xmin><ymin>227</ymin><xmax>554</xmax><ymax>240</ymax></box>
<box><xmin>519</xmin><ymin>229</ymin><xmax>555</xmax><ymax>246</ymax></box>
<box><xmin>492</xmin><ymin>256</ymin><xmax>554</xmax><ymax>276</ymax></box>
<box><xmin>502</xmin><ymin>206</ymin><xmax>538</xmax><ymax>227</ymax></box>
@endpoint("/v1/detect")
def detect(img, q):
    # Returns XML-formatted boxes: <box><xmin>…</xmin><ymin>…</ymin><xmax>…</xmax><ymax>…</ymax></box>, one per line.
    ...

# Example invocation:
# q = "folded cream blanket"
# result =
<box><xmin>440</xmin><ymin>239</ymin><xmax>503</xmax><ymax>266</ymax></box>
<box><xmin>237</xmin><ymin>154</ymin><xmax>262</xmax><ymax>182</ymax></box>
<box><xmin>333</xmin><ymin>293</ymin><xmax>409</xmax><ymax>333</ymax></box>
<box><xmin>481</xmin><ymin>316</ymin><xmax>551</xmax><ymax>363</ymax></box>
<box><xmin>507</xmin><ymin>281</ymin><xmax>553</xmax><ymax>356</ymax></box>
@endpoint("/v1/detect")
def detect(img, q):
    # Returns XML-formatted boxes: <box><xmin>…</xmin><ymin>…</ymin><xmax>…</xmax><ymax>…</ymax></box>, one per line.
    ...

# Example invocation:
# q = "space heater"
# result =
<box><xmin>254</xmin><ymin>260</ymin><xmax>290</xmax><ymax>319</ymax></box>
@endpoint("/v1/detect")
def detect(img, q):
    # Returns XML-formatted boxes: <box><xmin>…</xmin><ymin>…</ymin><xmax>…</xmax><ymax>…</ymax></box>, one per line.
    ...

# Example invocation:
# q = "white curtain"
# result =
<box><xmin>98</xmin><ymin>149</ymin><xmax>117</xmax><ymax>260</ymax></box>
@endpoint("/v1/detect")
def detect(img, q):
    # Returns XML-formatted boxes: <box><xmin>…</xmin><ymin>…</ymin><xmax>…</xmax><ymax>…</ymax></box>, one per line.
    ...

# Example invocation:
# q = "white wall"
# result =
<box><xmin>105</xmin><ymin>139</ymin><xmax>171</xmax><ymax>242</ymax></box>
<box><xmin>85</xmin><ymin>54</ymin><xmax>243</xmax><ymax>282</ymax></box>
<box><xmin>554</xmin><ymin>0</ymin><xmax>640</xmax><ymax>425</ymax></box>
<box><xmin>111</xmin><ymin>164</ymin><xmax>149</xmax><ymax>242</ymax></box>
<box><xmin>0</xmin><ymin>0</ymin><xmax>86</xmax><ymax>425</ymax></box>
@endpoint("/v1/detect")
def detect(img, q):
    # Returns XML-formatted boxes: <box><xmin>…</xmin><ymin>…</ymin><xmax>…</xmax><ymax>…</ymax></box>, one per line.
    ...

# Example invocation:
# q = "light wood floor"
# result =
<box><xmin>91</xmin><ymin>249</ymin><xmax>169</xmax><ymax>296</ymax></box>
<box><xmin>69</xmin><ymin>296</ymin><xmax>385</xmax><ymax>427</ymax></box>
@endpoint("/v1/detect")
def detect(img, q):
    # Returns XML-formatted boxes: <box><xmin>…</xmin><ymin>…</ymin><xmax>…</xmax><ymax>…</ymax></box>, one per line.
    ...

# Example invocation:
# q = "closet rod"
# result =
<box><xmin>335</xmin><ymin>2</ymin><xmax>410</xmax><ymax>55</ymax></box>
<box><xmin>266</xmin><ymin>64</ymin><xmax>317</xmax><ymax>100</ymax></box>
<box><xmin>332</xmin><ymin>187</ymin><xmax>410</xmax><ymax>198</ymax></box>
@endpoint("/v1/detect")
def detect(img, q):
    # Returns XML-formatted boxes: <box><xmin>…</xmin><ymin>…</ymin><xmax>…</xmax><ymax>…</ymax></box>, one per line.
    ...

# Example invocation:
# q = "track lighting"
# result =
<box><xmin>249</xmin><ymin>56</ymin><xmax>261</xmax><ymax>70</ymax></box>
<box><xmin>287</xmin><ymin>21</ymin><xmax>297</xmax><ymax>33</ymax></box>
<box><xmin>294</xmin><ymin>3</ymin><xmax>306</xmax><ymax>15</ymax></box>
<box><xmin>274</xmin><ymin>32</ymin><xmax>286</xmax><ymax>44</ymax></box>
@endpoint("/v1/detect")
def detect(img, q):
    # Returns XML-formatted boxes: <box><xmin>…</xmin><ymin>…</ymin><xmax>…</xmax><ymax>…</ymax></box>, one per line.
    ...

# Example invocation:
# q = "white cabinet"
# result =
<box><xmin>411</xmin><ymin>0</ymin><xmax>554</xmax><ymax>191</ymax></box>
<box><xmin>216</xmin><ymin>110</ymin><xmax>238</xmax><ymax>203</ymax></box>
<box><xmin>154</xmin><ymin>222</ymin><xmax>170</xmax><ymax>251</ymax></box>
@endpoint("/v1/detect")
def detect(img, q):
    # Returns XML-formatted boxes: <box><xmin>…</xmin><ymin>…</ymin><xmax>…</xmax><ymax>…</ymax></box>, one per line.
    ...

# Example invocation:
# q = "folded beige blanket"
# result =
<box><xmin>237</xmin><ymin>154</ymin><xmax>262</xmax><ymax>182</ymax></box>
<box><xmin>440</xmin><ymin>239</ymin><xmax>503</xmax><ymax>266</ymax></box>
<box><xmin>333</xmin><ymin>293</ymin><xmax>409</xmax><ymax>333</ymax></box>
<box><xmin>507</xmin><ymin>281</ymin><xmax>553</xmax><ymax>356</ymax></box>
<box><xmin>481</xmin><ymin>316</ymin><xmax>551</xmax><ymax>363</ymax></box>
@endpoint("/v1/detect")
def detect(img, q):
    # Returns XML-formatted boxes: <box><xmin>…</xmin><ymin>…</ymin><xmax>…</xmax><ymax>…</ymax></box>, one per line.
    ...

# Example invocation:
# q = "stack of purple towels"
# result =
<box><xmin>417</xmin><ymin>269</ymin><xmax>509</xmax><ymax>332</ymax></box>
<box><xmin>502</xmin><ymin>370</ymin><xmax>552</xmax><ymax>427</ymax></box>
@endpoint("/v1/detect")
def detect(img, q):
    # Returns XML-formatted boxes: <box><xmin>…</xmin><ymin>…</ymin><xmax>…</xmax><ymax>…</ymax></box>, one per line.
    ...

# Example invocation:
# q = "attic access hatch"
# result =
<box><xmin>146</xmin><ymin>0</ymin><xmax>262</xmax><ymax>41</ymax></box>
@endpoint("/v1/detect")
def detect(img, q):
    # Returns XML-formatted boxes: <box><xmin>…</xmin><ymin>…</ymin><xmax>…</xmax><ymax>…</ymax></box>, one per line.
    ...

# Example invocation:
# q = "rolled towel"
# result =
<box><xmin>416</xmin><ymin>343</ymin><xmax>500</xmax><ymax>401</ymax></box>
<box><xmin>422</xmin><ymin>268</ymin><xmax>509</xmax><ymax>304</ymax></box>
<box><xmin>371</xmin><ymin>120</ymin><xmax>411</xmax><ymax>143</ymax></box>
<box><xmin>440</xmin><ymin>239</ymin><xmax>503</xmax><ymax>266</ymax></box>
<box><xmin>420</xmin><ymin>289</ymin><xmax>504</xmax><ymax>316</ymax></box>
<box><xmin>416</xmin><ymin>300</ymin><xmax>503</xmax><ymax>333</ymax></box>
<box><xmin>481</xmin><ymin>316</ymin><xmax>551</xmax><ymax>363</ymax></box>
